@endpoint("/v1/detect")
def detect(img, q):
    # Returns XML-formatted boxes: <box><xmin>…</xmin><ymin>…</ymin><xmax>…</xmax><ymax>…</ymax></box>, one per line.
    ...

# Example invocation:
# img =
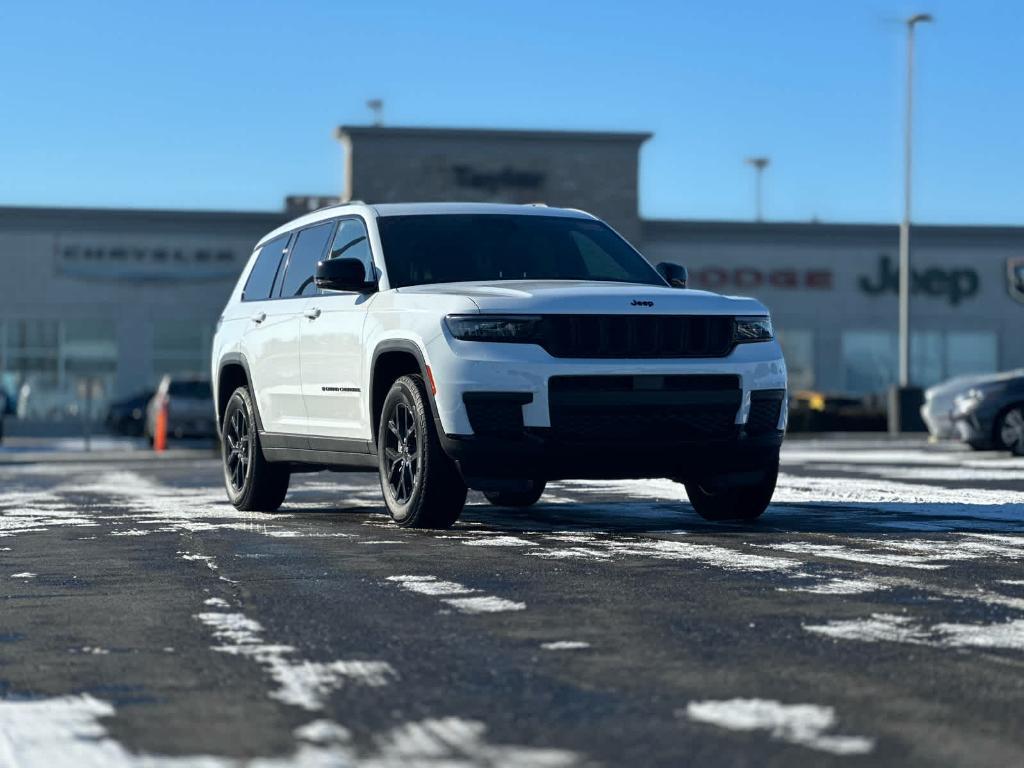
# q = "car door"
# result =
<box><xmin>299</xmin><ymin>216</ymin><xmax>375</xmax><ymax>442</ymax></box>
<box><xmin>243</xmin><ymin>222</ymin><xmax>333</xmax><ymax>435</ymax></box>
<box><xmin>238</xmin><ymin>232</ymin><xmax>295</xmax><ymax>434</ymax></box>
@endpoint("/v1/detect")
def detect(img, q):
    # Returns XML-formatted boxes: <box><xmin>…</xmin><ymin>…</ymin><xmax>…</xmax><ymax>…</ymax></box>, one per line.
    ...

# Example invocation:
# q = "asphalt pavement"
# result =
<box><xmin>1</xmin><ymin>438</ymin><xmax>1022</xmax><ymax>766</ymax></box>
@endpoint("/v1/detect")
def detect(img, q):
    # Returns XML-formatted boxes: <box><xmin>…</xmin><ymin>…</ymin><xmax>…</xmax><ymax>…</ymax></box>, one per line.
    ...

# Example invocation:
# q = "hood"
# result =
<box><xmin>394</xmin><ymin>280</ymin><xmax>767</xmax><ymax>316</ymax></box>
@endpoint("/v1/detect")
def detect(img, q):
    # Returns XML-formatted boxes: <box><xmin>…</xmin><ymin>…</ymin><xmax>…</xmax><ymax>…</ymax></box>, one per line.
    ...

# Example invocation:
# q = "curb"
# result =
<box><xmin>0</xmin><ymin>449</ymin><xmax>218</xmax><ymax>466</ymax></box>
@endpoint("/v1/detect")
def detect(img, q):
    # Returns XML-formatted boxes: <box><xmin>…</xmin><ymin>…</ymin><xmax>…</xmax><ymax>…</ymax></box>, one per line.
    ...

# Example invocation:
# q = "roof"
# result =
<box><xmin>0</xmin><ymin>204</ymin><xmax>285</xmax><ymax>235</ymax></box>
<box><xmin>642</xmin><ymin>217</ymin><xmax>1024</xmax><ymax>245</ymax></box>
<box><xmin>371</xmin><ymin>202</ymin><xmax>593</xmax><ymax>218</ymax></box>
<box><xmin>336</xmin><ymin>124</ymin><xmax>653</xmax><ymax>144</ymax></box>
<box><xmin>255</xmin><ymin>202</ymin><xmax>596</xmax><ymax>247</ymax></box>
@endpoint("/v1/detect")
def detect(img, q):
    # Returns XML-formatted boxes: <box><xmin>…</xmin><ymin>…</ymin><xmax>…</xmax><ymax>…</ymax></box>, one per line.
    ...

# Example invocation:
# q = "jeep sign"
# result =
<box><xmin>858</xmin><ymin>254</ymin><xmax>979</xmax><ymax>306</ymax></box>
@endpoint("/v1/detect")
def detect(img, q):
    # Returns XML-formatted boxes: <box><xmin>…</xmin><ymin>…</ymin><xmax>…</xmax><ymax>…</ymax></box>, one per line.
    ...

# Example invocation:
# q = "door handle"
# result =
<box><xmin>304</xmin><ymin>307</ymin><xmax>322</xmax><ymax>320</ymax></box>
<box><xmin>251</xmin><ymin>312</ymin><xmax>266</xmax><ymax>324</ymax></box>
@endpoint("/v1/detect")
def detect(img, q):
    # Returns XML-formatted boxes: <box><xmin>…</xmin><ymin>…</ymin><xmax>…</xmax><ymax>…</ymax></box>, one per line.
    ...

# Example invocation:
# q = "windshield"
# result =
<box><xmin>376</xmin><ymin>214</ymin><xmax>665</xmax><ymax>288</ymax></box>
<box><xmin>168</xmin><ymin>381</ymin><xmax>212</xmax><ymax>399</ymax></box>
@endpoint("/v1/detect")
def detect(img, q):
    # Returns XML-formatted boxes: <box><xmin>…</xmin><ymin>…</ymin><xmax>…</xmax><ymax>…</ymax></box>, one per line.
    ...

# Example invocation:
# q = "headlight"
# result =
<box><xmin>445</xmin><ymin>315</ymin><xmax>544</xmax><ymax>343</ymax></box>
<box><xmin>954</xmin><ymin>388</ymin><xmax>985</xmax><ymax>413</ymax></box>
<box><xmin>733</xmin><ymin>315</ymin><xmax>773</xmax><ymax>343</ymax></box>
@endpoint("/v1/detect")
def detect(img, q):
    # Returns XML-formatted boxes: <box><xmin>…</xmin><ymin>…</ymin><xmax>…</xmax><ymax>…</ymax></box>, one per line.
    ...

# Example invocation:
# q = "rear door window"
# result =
<box><xmin>278</xmin><ymin>222</ymin><xmax>336</xmax><ymax>298</ymax></box>
<box><xmin>242</xmin><ymin>234</ymin><xmax>290</xmax><ymax>301</ymax></box>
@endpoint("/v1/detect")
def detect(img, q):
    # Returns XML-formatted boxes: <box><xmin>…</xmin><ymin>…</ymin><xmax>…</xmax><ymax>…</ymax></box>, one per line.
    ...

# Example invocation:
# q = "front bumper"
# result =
<box><xmin>423</xmin><ymin>333</ymin><xmax>788</xmax><ymax>435</ymax></box>
<box><xmin>440</xmin><ymin>427</ymin><xmax>783</xmax><ymax>485</ymax></box>
<box><xmin>951</xmin><ymin>408</ymin><xmax>995</xmax><ymax>447</ymax></box>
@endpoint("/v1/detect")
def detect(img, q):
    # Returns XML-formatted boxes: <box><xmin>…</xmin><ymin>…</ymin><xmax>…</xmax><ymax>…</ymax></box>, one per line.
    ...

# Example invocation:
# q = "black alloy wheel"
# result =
<box><xmin>998</xmin><ymin>406</ymin><xmax>1024</xmax><ymax>456</ymax></box>
<box><xmin>377</xmin><ymin>375</ymin><xmax>466</xmax><ymax>528</ymax></box>
<box><xmin>383</xmin><ymin>401</ymin><xmax>420</xmax><ymax>504</ymax></box>
<box><xmin>221</xmin><ymin>386</ymin><xmax>289</xmax><ymax>512</ymax></box>
<box><xmin>224</xmin><ymin>407</ymin><xmax>251</xmax><ymax>493</ymax></box>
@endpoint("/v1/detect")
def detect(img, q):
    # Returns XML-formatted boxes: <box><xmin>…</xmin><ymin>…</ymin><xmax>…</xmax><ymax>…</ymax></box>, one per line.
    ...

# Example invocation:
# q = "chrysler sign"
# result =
<box><xmin>56</xmin><ymin>241</ymin><xmax>240</xmax><ymax>282</ymax></box>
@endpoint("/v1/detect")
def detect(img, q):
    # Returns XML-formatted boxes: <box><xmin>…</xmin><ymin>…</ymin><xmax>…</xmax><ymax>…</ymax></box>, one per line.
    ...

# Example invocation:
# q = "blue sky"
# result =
<box><xmin>1</xmin><ymin>0</ymin><xmax>1020</xmax><ymax>224</ymax></box>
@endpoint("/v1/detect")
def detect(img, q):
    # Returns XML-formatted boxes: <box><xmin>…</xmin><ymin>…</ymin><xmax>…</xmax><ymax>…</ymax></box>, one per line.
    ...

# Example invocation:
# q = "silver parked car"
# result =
<box><xmin>920</xmin><ymin>374</ymin><xmax>992</xmax><ymax>440</ymax></box>
<box><xmin>145</xmin><ymin>376</ymin><xmax>215</xmax><ymax>443</ymax></box>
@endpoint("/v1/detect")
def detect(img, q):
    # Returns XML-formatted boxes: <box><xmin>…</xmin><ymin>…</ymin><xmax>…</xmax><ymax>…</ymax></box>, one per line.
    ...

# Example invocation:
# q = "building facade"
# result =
<box><xmin>1</xmin><ymin>125</ymin><xmax>1021</xmax><ymax>420</ymax></box>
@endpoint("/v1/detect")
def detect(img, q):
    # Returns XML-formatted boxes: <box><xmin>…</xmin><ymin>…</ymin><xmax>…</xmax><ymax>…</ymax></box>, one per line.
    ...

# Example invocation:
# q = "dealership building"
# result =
<box><xmin>1</xmin><ymin>125</ymin><xmax>1022</xmax><ymax>419</ymax></box>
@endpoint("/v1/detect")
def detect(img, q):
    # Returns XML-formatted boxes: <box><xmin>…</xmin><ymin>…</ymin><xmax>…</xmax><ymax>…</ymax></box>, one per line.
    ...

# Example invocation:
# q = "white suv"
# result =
<box><xmin>212</xmin><ymin>203</ymin><xmax>786</xmax><ymax>528</ymax></box>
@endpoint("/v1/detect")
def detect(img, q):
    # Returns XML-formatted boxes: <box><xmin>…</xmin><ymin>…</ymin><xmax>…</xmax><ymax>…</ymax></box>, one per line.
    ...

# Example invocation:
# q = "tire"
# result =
<box><xmin>378</xmin><ymin>375</ymin><xmax>467</xmax><ymax>528</ymax></box>
<box><xmin>484</xmin><ymin>480</ymin><xmax>546</xmax><ymax>508</ymax></box>
<box><xmin>684</xmin><ymin>461</ymin><xmax>778</xmax><ymax>522</ymax></box>
<box><xmin>222</xmin><ymin>386</ymin><xmax>289</xmax><ymax>511</ymax></box>
<box><xmin>996</xmin><ymin>405</ymin><xmax>1024</xmax><ymax>456</ymax></box>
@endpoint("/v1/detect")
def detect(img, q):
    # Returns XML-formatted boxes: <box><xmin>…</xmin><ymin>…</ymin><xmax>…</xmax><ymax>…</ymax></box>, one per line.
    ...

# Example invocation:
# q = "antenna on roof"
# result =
<box><xmin>366</xmin><ymin>99</ymin><xmax>384</xmax><ymax>127</ymax></box>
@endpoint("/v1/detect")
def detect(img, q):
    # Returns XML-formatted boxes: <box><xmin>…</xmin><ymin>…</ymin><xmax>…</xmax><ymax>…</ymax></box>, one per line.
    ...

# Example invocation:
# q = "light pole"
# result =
<box><xmin>366</xmin><ymin>99</ymin><xmax>384</xmax><ymax>127</ymax></box>
<box><xmin>897</xmin><ymin>13</ymin><xmax>932</xmax><ymax>388</ymax></box>
<box><xmin>745</xmin><ymin>157</ymin><xmax>770</xmax><ymax>221</ymax></box>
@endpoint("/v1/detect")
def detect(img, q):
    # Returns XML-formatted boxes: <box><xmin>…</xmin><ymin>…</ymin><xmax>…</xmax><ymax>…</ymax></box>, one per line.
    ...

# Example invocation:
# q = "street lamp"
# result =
<box><xmin>366</xmin><ymin>99</ymin><xmax>384</xmax><ymax>127</ymax></box>
<box><xmin>745</xmin><ymin>157</ymin><xmax>770</xmax><ymax>221</ymax></box>
<box><xmin>897</xmin><ymin>13</ymin><xmax>933</xmax><ymax>389</ymax></box>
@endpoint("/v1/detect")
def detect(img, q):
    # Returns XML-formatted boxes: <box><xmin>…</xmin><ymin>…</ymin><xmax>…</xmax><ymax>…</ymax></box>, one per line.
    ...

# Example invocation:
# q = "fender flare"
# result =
<box><xmin>216</xmin><ymin>352</ymin><xmax>267</xmax><ymax>434</ymax></box>
<box><xmin>368</xmin><ymin>339</ymin><xmax>443</xmax><ymax>443</ymax></box>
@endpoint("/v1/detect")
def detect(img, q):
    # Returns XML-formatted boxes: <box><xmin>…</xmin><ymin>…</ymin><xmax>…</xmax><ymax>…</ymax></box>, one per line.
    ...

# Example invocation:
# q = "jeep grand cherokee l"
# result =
<box><xmin>212</xmin><ymin>203</ymin><xmax>787</xmax><ymax>528</ymax></box>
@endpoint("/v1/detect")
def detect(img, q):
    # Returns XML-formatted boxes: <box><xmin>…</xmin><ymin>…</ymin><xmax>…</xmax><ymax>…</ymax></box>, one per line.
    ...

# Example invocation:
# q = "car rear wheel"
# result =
<box><xmin>684</xmin><ymin>461</ymin><xmax>778</xmax><ymax>521</ymax></box>
<box><xmin>484</xmin><ymin>480</ymin><xmax>546</xmax><ymax>508</ymax></box>
<box><xmin>378</xmin><ymin>375</ymin><xmax>467</xmax><ymax>528</ymax></box>
<box><xmin>997</xmin><ymin>406</ymin><xmax>1024</xmax><ymax>456</ymax></box>
<box><xmin>222</xmin><ymin>386</ymin><xmax>289</xmax><ymax>511</ymax></box>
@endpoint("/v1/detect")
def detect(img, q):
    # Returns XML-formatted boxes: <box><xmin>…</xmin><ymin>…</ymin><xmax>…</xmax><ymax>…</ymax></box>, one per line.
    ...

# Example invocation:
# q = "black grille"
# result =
<box><xmin>547</xmin><ymin>375</ymin><xmax>741</xmax><ymax>443</ymax></box>
<box><xmin>747</xmin><ymin>390</ymin><xmax>785</xmax><ymax>434</ymax></box>
<box><xmin>464</xmin><ymin>393</ymin><xmax>531</xmax><ymax>438</ymax></box>
<box><xmin>539</xmin><ymin>315</ymin><xmax>735</xmax><ymax>359</ymax></box>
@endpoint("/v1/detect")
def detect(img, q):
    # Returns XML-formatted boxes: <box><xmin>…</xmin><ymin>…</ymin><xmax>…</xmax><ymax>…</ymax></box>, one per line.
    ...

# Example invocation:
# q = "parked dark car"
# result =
<box><xmin>951</xmin><ymin>370</ymin><xmax>1024</xmax><ymax>455</ymax></box>
<box><xmin>145</xmin><ymin>376</ymin><xmax>216</xmax><ymax>443</ymax></box>
<box><xmin>105</xmin><ymin>390</ymin><xmax>154</xmax><ymax>437</ymax></box>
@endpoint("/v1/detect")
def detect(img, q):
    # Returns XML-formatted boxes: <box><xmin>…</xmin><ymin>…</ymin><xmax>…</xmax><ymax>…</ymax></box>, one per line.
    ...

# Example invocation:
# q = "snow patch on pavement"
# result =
<box><xmin>459</xmin><ymin>535</ymin><xmax>538</xmax><ymax>547</ymax></box>
<box><xmin>386</xmin><ymin>575</ymin><xmax>477</xmax><ymax>596</ymax></box>
<box><xmin>196</xmin><ymin>611</ymin><xmax>396</xmax><ymax>711</ymax></box>
<box><xmin>541</xmin><ymin>641</ymin><xmax>591</xmax><ymax>650</ymax></box>
<box><xmin>442</xmin><ymin>596</ymin><xmax>527</xmax><ymax>614</ymax></box>
<box><xmin>685</xmin><ymin>698</ymin><xmax>874</xmax><ymax>755</ymax></box>
<box><xmin>387</xmin><ymin>575</ymin><xmax>526</xmax><ymax>614</ymax></box>
<box><xmin>758</xmin><ymin>542</ymin><xmax>947</xmax><ymax>570</ymax></box>
<box><xmin>368</xmin><ymin>717</ymin><xmax>578</xmax><ymax>766</ymax></box>
<box><xmin>0</xmin><ymin>694</ymin><xmax>580</xmax><ymax>767</ymax></box>
<box><xmin>806</xmin><ymin>613</ymin><xmax>1024</xmax><ymax>651</ymax></box>
<box><xmin>781</xmin><ymin>578</ymin><xmax>890</xmax><ymax>595</ymax></box>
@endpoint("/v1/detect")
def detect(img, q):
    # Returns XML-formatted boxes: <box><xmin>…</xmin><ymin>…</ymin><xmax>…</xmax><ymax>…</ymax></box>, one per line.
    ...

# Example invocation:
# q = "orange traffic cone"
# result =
<box><xmin>153</xmin><ymin>398</ymin><xmax>168</xmax><ymax>452</ymax></box>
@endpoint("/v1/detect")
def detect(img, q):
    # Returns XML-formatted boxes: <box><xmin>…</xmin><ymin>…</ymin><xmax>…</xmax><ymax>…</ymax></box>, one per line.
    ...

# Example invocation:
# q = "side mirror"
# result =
<box><xmin>315</xmin><ymin>258</ymin><xmax>377</xmax><ymax>293</ymax></box>
<box><xmin>656</xmin><ymin>262</ymin><xmax>688</xmax><ymax>288</ymax></box>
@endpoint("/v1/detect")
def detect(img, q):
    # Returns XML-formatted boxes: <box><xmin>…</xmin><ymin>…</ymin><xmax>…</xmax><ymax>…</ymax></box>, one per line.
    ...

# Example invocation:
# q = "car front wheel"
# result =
<box><xmin>378</xmin><ymin>375</ymin><xmax>467</xmax><ymax>528</ymax></box>
<box><xmin>997</xmin><ymin>406</ymin><xmax>1024</xmax><ymax>456</ymax></box>
<box><xmin>484</xmin><ymin>480</ymin><xmax>546</xmax><ymax>508</ymax></box>
<box><xmin>684</xmin><ymin>461</ymin><xmax>778</xmax><ymax>521</ymax></box>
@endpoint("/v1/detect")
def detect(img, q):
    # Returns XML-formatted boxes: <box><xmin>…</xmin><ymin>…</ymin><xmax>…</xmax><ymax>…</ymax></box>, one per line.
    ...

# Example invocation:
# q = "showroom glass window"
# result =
<box><xmin>152</xmin><ymin>321</ymin><xmax>214</xmax><ymax>383</ymax></box>
<box><xmin>278</xmin><ymin>222</ymin><xmax>336</xmax><ymax>298</ymax></box>
<box><xmin>841</xmin><ymin>330</ymin><xmax>998</xmax><ymax>393</ymax></box>
<box><xmin>775</xmin><ymin>328</ymin><xmax>814</xmax><ymax>390</ymax></box>
<box><xmin>0</xmin><ymin>319</ymin><xmax>117</xmax><ymax>419</ymax></box>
